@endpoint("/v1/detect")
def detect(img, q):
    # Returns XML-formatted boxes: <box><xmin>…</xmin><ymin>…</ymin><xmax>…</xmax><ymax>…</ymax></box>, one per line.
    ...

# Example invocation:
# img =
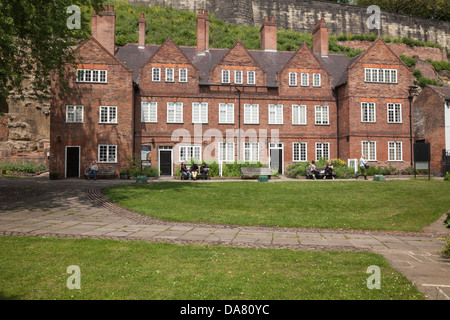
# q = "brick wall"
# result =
<box><xmin>0</xmin><ymin>114</ymin><xmax>7</xmax><ymax>141</ymax></box>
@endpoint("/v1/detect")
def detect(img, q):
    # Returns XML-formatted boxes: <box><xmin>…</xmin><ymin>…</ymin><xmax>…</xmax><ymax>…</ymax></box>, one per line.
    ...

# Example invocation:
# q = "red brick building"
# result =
<box><xmin>50</xmin><ymin>7</ymin><xmax>414</xmax><ymax>178</ymax></box>
<box><xmin>414</xmin><ymin>85</ymin><xmax>450</xmax><ymax>176</ymax></box>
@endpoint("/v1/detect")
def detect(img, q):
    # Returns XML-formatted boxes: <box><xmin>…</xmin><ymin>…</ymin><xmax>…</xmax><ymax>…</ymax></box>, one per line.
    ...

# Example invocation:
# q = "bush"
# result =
<box><xmin>286</xmin><ymin>162</ymin><xmax>310</xmax><ymax>178</ymax></box>
<box><xmin>0</xmin><ymin>161</ymin><xmax>46</xmax><ymax>174</ymax></box>
<box><xmin>222</xmin><ymin>161</ymin><xmax>265</xmax><ymax>177</ymax></box>
<box><xmin>444</xmin><ymin>172</ymin><xmax>450</xmax><ymax>181</ymax></box>
<box><xmin>400</xmin><ymin>55</ymin><xmax>416</xmax><ymax>68</ymax></box>
<box><xmin>439</xmin><ymin>237</ymin><xmax>450</xmax><ymax>257</ymax></box>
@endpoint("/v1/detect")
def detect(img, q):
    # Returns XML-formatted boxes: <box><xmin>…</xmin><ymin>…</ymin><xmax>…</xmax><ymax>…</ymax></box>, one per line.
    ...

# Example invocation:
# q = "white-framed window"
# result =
<box><xmin>247</xmin><ymin>71</ymin><xmax>255</xmax><ymax>85</ymax></box>
<box><xmin>152</xmin><ymin>67</ymin><xmax>161</xmax><ymax>82</ymax></box>
<box><xmin>66</xmin><ymin>105</ymin><xmax>83</xmax><ymax>123</ymax></box>
<box><xmin>222</xmin><ymin>70</ymin><xmax>230</xmax><ymax>84</ymax></box>
<box><xmin>167</xmin><ymin>102</ymin><xmax>183</xmax><ymax>123</ymax></box>
<box><xmin>76</xmin><ymin>69</ymin><xmax>107</xmax><ymax>83</ymax></box>
<box><xmin>234</xmin><ymin>70</ymin><xmax>243</xmax><ymax>84</ymax></box>
<box><xmin>387</xmin><ymin>103</ymin><xmax>402</xmax><ymax>123</ymax></box>
<box><xmin>165</xmin><ymin>68</ymin><xmax>174</xmax><ymax>82</ymax></box>
<box><xmin>364</xmin><ymin>68</ymin><xmax>397</xmax><ymax>83</ymax></box>
<box><xmin>192</xmin><ymin>102</ymin><xmax>208</xmax><ymax>124</ymax></box>
<box><xmin>301</xmin><ymin>73</ymin><xmax>309</xmax><ymax>87</ymax></box>
<box><xmin>179</xmin><ymin>68</ymin><xmax>188</xmax><ymax>83</ymax></box>
<box><xmin>179</xmin><ymin>145</ymin><xmax>201</xmax><ymax>162</ymax></box>
<box><xmin>219</xmin><ymin>103</ymin><xmax>234</xmax><ymax>124</ymax></box>
<box><xmin>388</xmin><ymin>141</ymin><xmax>403</xmax><ymax>161</ymax></box>
<box><xmin>313</xmin><ymin>73</ymin><xmax>321</xmax><ymax>87</ymax></box>
<box><xmin>293</xmin><ymin>142</ymin><xmax>307</xmax><ymax>162</ymax></box>
<box><xmin>244</xmin><ymin>142</ymin><xmax>259</xmax><ymax>162</ymax></box>
<box><xmin>361</xmin><ymin>102</ymin><xmax>376</xmax><ymax>122</ymax></box>
<box><xmin>292</xmin><ymin>104</ymin><xmax>307</xmax><ymax>125</ymax></box>
<box><xmin>315</xmin><ymin>142</ymin><xmax>330</xmax><ymax>161</ymax></box>
<box><xmin>141</xmin><ymin>101</ymin><xmax>157</xmax><ymax>123</ymax></box>
<box><xmin>362</xmin><ymin>141</ymin><xmax>377</xmax><ymax>161</ymax></box>
<box><xmin>99</xmin><ymin>106</ymin><xmax>117</xmax><ymax>124</ymax></box>
<box><xmin>269</xmin><ymin>104</ymin><xmax>283</xmax><ymax>124</ymax></box>
<box><xmin>244</xmin><ymin>104</ymin><xmax>259</xmax><ymax>124</ymax></box>
<box><xmin>289</xmin><ymin>72</ymin><xmax>297</xmax><ymax>86</ymax></box>
<box><xmin>219</xmin><ymin>142</ymin><xmax>235</xmax><ymax>162</ymax></box>
<box><xmin>98</xmin><ymin>144</ymin><xmax>117</xmax><ymax>163</ymax></box>
<box><xmin>315</xmin><ymin>105</ymin><xmax>329</xmax><ymax>125</ymax></box>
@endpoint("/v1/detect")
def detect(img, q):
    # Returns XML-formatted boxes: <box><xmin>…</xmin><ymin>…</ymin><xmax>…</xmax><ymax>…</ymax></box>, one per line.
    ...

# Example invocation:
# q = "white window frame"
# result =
<box><xmin>165</xmin><ymin>68</ymin><xmax>174</xmax><ymax>82</ymax></box>
<box><xmin>313</xmin><ymin>73</ymin><xmax>321</xmax><ymax>87</ymax></box>
<box><xmin>222</xmin><ymin>70</ymin><xmax>230</xmax><ymax>84</ymax></box>
<box><xmin>362</xmin><ymin>141</ymin><xmax>377</xmax><ymax>161</ymax></box>
<box><xmin>234</xmin><ymin>70</ymin><xmax>243</xmax><ymax>84</ymax></box>
<box><xmin>76</xmin><ymin>69</ymin><xmax>107</xmax><ymax>83</ymax></box>
<box><xmin>219</xmin><ymin>103</ymin><xmax>234</xmax><ymax>124</ymax></box>
<box><xmin>289</xmin><ymin>72</ymin><xmax>297</xmax><ymax>87</ymax></box>
<box><xmin>315</xmin><ymin>105</ymin><xmax>329</xmax><ymax>125</ymax></box>
<box><xmin>301</xmin><ymin>73</ymin><xmax>309</xmax><ymax>87</ymax></box>
<box><xmin>269</xmin><ymin>104</ymin><xmax>283</xmax><ymax>124</ymax></box>
<box><xmin>293</xmin><ymin>142</ymin><xmax>307</xmax><ymax>162</ymax></box>
<box><xmin>364</xmin><ymin>68</ymin><xmax>397</xmax><ymax>83</ymax></box>
<box><xmin>152</xmin><ymin>67</ymin><xmax>161</xmax><ymax>82</ymax></box>
<box><xmin>243</xmin><ymin>142</ymin><xmax>259</xmax><ymax>162</ymax></box>
<box><xmin>361</xmin><ymin>102</ymin><xmax>376</xmax><ymax>123</ymax></box>
<box><xmin>167</xmin><ymin>102</ymin><xmax>183</xmax><ymax>123</ymax></box>
<box><xmin>292</xmin><ymin>104</ymin><xmax>307</xmax><ymax>125</ymax></box>
<box><xmin>387</xmin><ymin>103</ymin><xmax>402</xmax><ymax>123</ymax></box>
<box><xmin>219</xmin><ymin>142</ymin><xmax>235</xmax><ymax>162</ymax></box>
<box><xmin>315</xmin><ymin>142</ymin><xmax>330</xmax><ymax>161</ymax></box>
<box><xmin>99</xmin><ymin>106</ymin><xmax>117</xmax><ymax>124</ymax></box>
<box><xmin>98</xmin><ymin>144</ymin><xmax>117</xmax><ymax>163</ymax></box>
<box><xmin>192</xmin><ymin>102</ymin><xmax>208</xmax><ymax>124</ymax></box>
<box><xmin>179</xmin><ymin>145</ymin><xmax>201</xmax><ymax>163</ymax></box>
<box><xmin>66</xmin><ymin>105</ymin><xmax>84</xmax><ymax>123</ymax></box>
<box><xmin>179</xmin><ymin>68</ymin><xmax>188</xmax><ymax>83</ymax></box>
<box><xmin>247</xmin><ymin>71</ymin><xmax>256</xmax><ymax>85</ymax></box>
<box><xmin>388</xmin><ymin>141</ymin><xmax>403</xmax><ymax>161</ymax></box>
<box><xmin>141</xmin><ymin>101</ymin><xmax>157</xmax><ymax>123</ymax></box>
<box><xmin>244</xmin><ymin>104</ymin><xmax>259</xmax><ymax>124</ymax></box>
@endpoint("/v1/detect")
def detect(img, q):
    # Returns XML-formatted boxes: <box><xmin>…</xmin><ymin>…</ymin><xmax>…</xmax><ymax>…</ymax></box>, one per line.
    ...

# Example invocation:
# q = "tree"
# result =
<box><xmin>0</xmin><ymin>0</ymin><xmax>104</xmax><ymax>102</ymax></box>
<box><xmin>355</xmin><ymin>0</ymin><xmax>450</xmax><ymax>22</ymax></box>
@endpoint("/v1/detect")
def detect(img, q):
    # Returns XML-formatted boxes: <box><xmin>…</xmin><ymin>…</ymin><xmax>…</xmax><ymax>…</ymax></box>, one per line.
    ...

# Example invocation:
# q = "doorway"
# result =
<box><xmin>65</xmin><ymin>146</ymin><xmax>80</xmax><ymax>178</ymax></box>
<box><xmin>158</xmin><ymin>146</ymin><xmax>173</xmax><ymax>176</ymax></box>
<box><xmin>269</xmin><ymin>142</ymin><xmax>283</xmax><ymax>175</ymax></box>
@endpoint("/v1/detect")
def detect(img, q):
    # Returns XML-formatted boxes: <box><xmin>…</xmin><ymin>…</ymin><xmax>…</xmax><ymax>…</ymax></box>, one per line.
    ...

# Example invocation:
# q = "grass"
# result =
<box><xmin>0</xmin><ymin>237</ymin><xmax>424</xmax><ymax>300</ymax></box>
<box><xmin>103</xmin><ymin>180</ymin><xmax>450</xmax><ymax>232</ymax></box>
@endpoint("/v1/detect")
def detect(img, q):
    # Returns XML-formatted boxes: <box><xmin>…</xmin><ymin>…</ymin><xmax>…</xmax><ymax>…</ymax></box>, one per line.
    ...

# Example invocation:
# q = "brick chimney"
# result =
<box><xmin>91</xmin><ymin>5</ymin><xmax>116</xmax><ymax>55</ymax></box>
<box><xmin>260</xmin><ymin>16</ymin><xmax>277</xmax><ymax>52</ymax></box>
<box><xmin>139</xmin><ymin>13</ymin><xmax>146</xmax><ymax>49</ymax></box>
<box><xmin>197</xmin><ymin>10</ymin><xmax>210</xmax><ymax>55</ymax></box>
<box><xmin>312</xmin><ymin>18</ymin><xmax>329</xmax><ymax>57</ymax></box>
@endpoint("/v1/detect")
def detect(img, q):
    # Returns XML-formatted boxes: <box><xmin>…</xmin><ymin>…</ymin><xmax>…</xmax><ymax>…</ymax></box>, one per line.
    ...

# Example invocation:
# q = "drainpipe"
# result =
<box><xmin>333</xmin><ymin>87</ymin><xmax>340</xmax><ymax>159</ymax></box>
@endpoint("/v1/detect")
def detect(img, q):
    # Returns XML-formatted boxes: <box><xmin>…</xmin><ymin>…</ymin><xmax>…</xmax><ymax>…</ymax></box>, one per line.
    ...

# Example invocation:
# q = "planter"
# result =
<box><xmin>120</xmin><ymin>174</ymin><xmax>129</xmax><ymax>179</ymax></box>
<box><xmin>135</xmin><ymin>175</ymin><xmax>148</xmax><ymax>183</ymax></box>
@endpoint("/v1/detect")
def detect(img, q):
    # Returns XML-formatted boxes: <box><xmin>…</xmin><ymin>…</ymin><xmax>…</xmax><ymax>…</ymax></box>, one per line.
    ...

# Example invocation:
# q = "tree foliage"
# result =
<box><xmin>0</xmin><ymin>0</ymin><xmax>104</xmax><ymax>101</ymax></box>
<box><xmin>355</xmin><ymin>0</ymin><xmax>450</xmax><ymax>22</ymax></box>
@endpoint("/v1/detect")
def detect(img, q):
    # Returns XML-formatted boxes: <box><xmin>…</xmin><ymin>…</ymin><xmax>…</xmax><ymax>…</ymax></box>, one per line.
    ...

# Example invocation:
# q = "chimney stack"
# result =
<box><xmin>139</xmin><ymin>13</ymin><xmax>146</xmax><ymax>48</ymax></box>
<box><xmin>260</xmin><ymin>16</ymin><xmax>277</xmax><ymax>52</ymax></box>
<box><xmin>197</xmin><ymin>10</ymin><xmax>210</xmax><ymax>55</ymax></box>
<box><xmin>312</xmin><ymin>18</ymin><xmax>329</xmax><ymax>57</ymax></box>
<box><xmin>91</xmin><ymin>5</ymin><xmax>116</xmax><ymax>55</ymax></box>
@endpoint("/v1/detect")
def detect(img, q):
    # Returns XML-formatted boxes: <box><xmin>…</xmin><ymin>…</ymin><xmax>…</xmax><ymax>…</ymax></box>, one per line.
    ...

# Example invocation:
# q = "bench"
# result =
<box><xmin>306</xmin><ymin>166</ymin><xmax>336</xmax><ymax>180</ymax></box>
<box><xmin>180</xmin><ymin>165</ymin><xmax>210</xmax><ymax>180</ymax></box>
<box><xmin>84</xmin><ymin>166</ymin><xmax>118</xmax><ymax>179</ymax></box>
<box><xmin>241</xmin><ymin>167</ymin><xmax>272</xmax><ymax>179</ymax></box>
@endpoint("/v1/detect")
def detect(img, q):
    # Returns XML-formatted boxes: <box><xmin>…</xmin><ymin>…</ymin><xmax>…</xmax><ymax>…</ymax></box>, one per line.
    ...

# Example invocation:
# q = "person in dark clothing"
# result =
<box><xmin>324</xmin><ymin>160</ymin><xmax>335</xmax><ymax>180</ymax></box>
<box><xmin>310</xmin><ymin>160</ymin><xmax>320</xmax><ymax>180</ymax></box>
<box><xmin>190</xmin><ymin>162</ymin><xmax>199</xmax><ymax>180</ymax></box>
<box><xmin>180</xmin><ymin>162</ymin><xmax>191</xmax><ymax>180</ymax></box>
<box><xmin>200</xmin><ymin>162</ymin><xmax>210</xmax><ymax>180</ymax></box>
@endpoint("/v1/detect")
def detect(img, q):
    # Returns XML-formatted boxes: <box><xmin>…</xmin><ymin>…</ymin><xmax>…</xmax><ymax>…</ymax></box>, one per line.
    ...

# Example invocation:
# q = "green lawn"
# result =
<box><xmin>103</xmin><ymin>180</ymin><xmax>450</xmax><ymax>232</ymax></box>
<box><xmin>0</xmin><ymin>237</ymin><xmax>424</xmax><ymax>300</ymax></box>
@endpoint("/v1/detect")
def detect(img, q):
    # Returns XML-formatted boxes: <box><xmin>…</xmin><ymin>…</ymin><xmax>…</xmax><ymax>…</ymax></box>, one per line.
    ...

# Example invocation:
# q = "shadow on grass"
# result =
<box><xmin>0</xmin><ymin>291</ymin><xmax>23</xmax><ymax>300</ymax></box>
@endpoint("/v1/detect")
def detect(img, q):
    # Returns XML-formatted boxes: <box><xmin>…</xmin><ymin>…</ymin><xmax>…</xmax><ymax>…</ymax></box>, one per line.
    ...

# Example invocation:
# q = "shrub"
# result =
<box><xmin>286</xmin><ymin>162</ymin><xmax>310</xmax><ymax>178</ymax></box>
<box><xmin>0</xmin><ymin>161</ymin><xmax>46</xmax><ymax>174</ymax></box>
<box><xmin>439</xmin><ymin>237</ymin><xmax>450</xmax><ymax>257</ymax></box>
<box><xmin>444</xmin><ymin>172</ymin><xmax>450</xmax><ymax>181</ymax></box>
<box><xmin>400</xmin><ymin>55</ymin><xmax>416</xmax><ymax>68</ymax></box>
<box><xmin>335</xmin><ymin>166</ymin><xmax>357</xmax><ymax>179</ymax></box>
<box><xmin>222</xmin><ymin>161</ymin><xmax>265</xmax><ymax>177</ymax></box>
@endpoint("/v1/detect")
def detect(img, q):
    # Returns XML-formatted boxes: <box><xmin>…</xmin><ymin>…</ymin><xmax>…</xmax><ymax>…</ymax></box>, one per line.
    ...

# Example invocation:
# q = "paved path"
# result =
<box><xmin>0</xmin><ymin>174</ymin><xmax>449</xmax><ymax>300</ymax></box>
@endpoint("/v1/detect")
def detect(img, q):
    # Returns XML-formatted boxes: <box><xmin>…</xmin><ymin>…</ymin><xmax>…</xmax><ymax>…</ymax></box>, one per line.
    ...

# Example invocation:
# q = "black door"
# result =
<box><xmin>66</xmin><ymin>147</ymin><xmax>80</xmax><ymax>178</ymax></box>
<box><xmin>270</xmin><ymin>149</ymin><xmax>282</xmax><ymax>174</ymax></box>
<box><xmin>159</xmin><ymin>150</ymin><xmax>172</xmax><ymax>176</ymax></box>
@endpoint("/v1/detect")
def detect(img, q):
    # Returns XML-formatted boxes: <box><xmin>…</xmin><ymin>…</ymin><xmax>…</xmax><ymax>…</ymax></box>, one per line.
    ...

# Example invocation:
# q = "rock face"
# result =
<box><xmin>129</xmin><ymin>0</ymin><xmax>450</xmax><ymax>48</ymax></box>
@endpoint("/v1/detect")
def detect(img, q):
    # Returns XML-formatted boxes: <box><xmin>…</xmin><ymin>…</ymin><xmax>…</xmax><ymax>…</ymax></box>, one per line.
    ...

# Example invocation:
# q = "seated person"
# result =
<box><xmin>200</xmin><ymin>162</ymin><xmax>210</xmax><ymax>180</ymax></box>
<box><xmin>180</xmin><ymin>162</ymin><xmax>191</xmax><ymax>180</ymax></box>
<box><xmin>310</xmin><ymin>160</ymin><xmax>320</xmax><ymax>180</ymax></box>
<box><xmin>324</xmin><ymin>160</ymin><xmax>334</xmax><ymax>180</ymax></box>
<box><xmin>190</xmin><ymin>162</ymin><xmax>199</xmax><ymax>180</ymax></box>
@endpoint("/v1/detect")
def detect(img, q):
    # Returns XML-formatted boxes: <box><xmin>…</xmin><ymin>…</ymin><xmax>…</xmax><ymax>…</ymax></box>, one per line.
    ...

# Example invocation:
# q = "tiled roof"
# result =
<box><xmin>428</xmin><ymin>85</ymin><xmax>450</xmax><ymax>100</ymax></box>
<box><xmin>115</xmin><ymin>43</ymin><xmax>352</xmax><ymax>89</ymax></box>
